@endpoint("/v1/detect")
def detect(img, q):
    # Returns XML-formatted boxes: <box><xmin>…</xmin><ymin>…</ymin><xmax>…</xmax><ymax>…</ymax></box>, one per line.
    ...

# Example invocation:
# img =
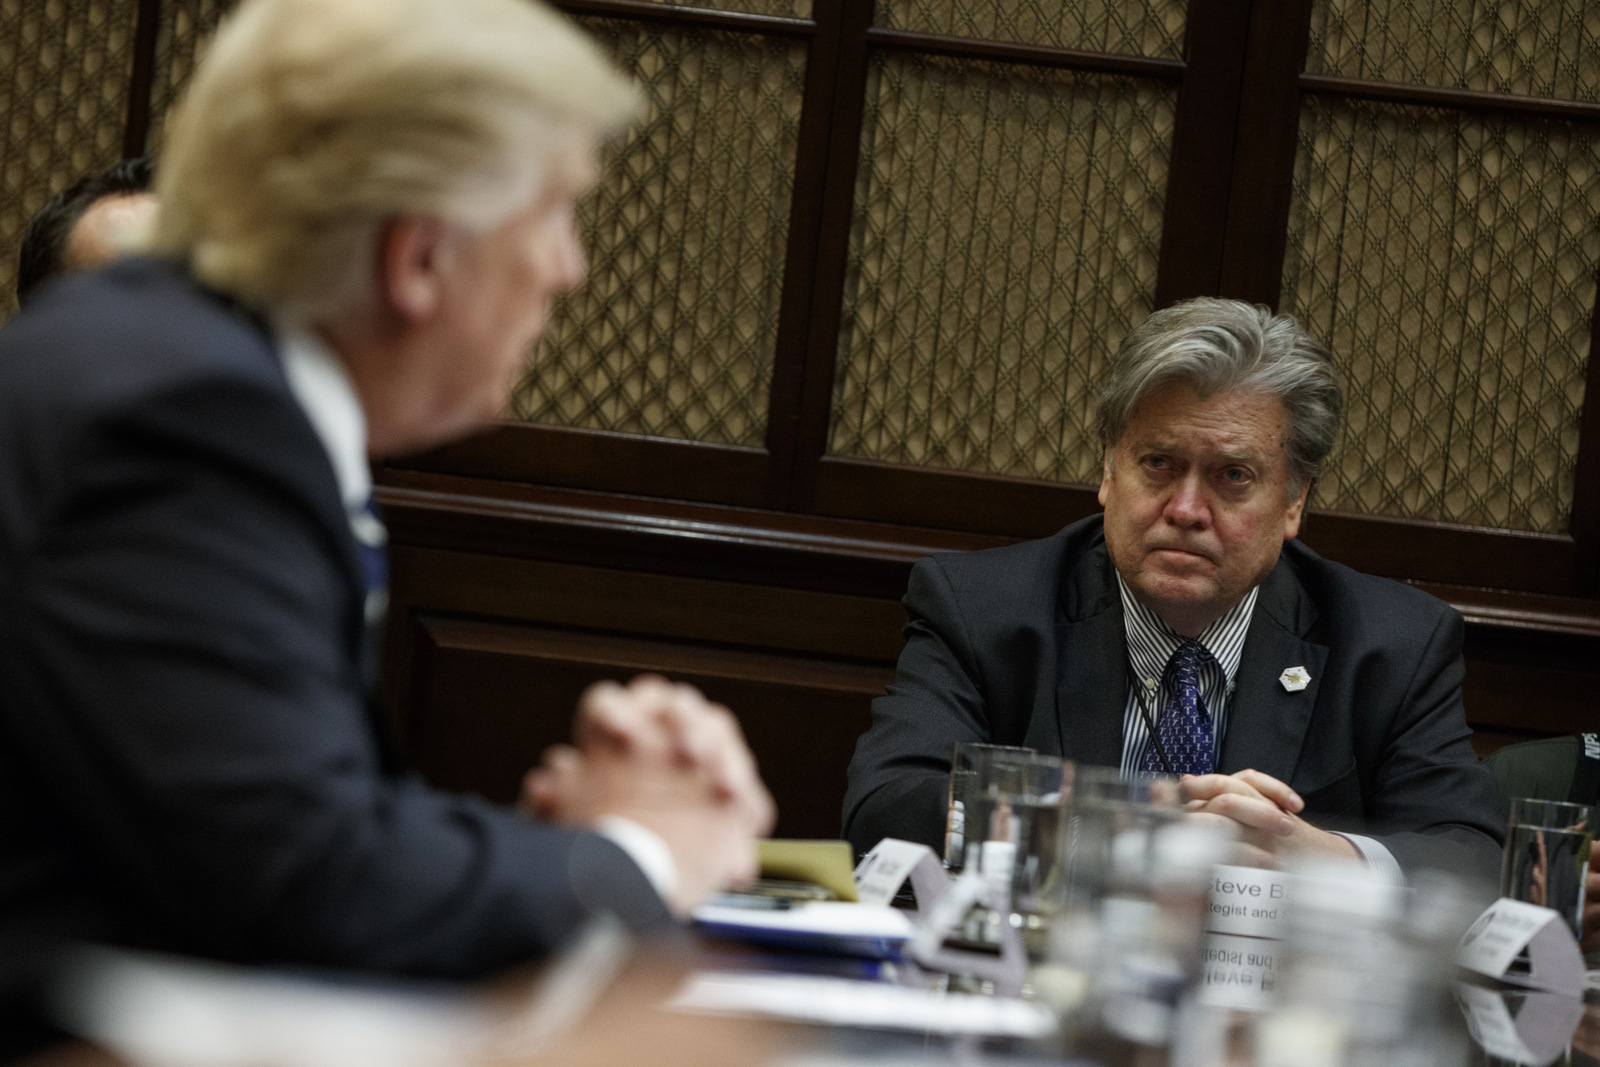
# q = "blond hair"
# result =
<box><xmin>153</xmin><ymin>0</ymin><xmax>639</xmax><ymax>316</ymax></box>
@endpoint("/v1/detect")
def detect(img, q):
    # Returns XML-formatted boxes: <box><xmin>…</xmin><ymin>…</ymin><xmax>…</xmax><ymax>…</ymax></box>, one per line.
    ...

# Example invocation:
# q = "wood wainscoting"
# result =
<box><xmin>383</xmin><ymin>545</ymin><xmax>903</xmax><ymax>840</ymax></box>
<box><xmin>378</xmin><ymin>470</ymin><xmax>1600</xmax><ymax>834</ymax></box>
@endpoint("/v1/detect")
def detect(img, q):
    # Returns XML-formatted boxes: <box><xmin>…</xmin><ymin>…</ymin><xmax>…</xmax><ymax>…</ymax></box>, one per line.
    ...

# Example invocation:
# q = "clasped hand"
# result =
<box><xmin>1180</xmin><ymin>769</ymin><xmax>1358</xmax><ymax>868</ymax></box>
<box><xmin>519</xmin><ymin>675</ymin><xmax>776</xmax><ymax>917</ymax></box>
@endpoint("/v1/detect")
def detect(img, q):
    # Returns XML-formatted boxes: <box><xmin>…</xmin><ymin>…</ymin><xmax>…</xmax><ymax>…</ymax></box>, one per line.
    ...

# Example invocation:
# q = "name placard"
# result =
<box><xmin>1457</xmin><ymin>898</ymin><xmax>1585</xmax><ymax>995</ymax></box>
<box><xmin>1206</xmin><ymin>866</ymin><xmax>1291</xmax><ymax>936</ymax></box>
<box><xmin>1199</xmin><ymin>864</ymin><xmax>1292</xmax><ymax>1011</ymax></box>
<box><xmin>853</xmin><ymin>838</ymin><xmax>947</xmax><ymax>909</ymax></box>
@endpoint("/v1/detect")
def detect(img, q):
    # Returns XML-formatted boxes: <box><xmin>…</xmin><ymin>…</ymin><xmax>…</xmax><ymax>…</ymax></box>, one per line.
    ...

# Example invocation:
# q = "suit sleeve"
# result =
<box><xmin>11</xmin><ymin>378</ymin><xmax>669</xmax><ymax>977</ymax></box>
<box><xmin>1363</xmin><ymin>606</ymin><xmax>1506</xmax><ymax>881</ymax></box>
<box><xmin>841</xmin><ymin>554</ymin><xmax>993</xmax><ymax>857</ymax></box>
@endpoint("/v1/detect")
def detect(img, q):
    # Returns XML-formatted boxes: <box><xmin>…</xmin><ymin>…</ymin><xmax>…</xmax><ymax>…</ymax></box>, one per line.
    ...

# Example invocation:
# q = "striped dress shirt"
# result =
<box><xmin>1116</xmin><ymin>574</ymin><xmax>1258</xmax><ymax>778</ymax></box>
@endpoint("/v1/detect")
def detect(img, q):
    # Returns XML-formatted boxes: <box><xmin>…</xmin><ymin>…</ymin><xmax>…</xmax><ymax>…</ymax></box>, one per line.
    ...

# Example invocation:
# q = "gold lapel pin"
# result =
<box><xmin>1279</xmin><ymin>666</ymin><xmax>1311</xmax><ymax>692</ymax></box>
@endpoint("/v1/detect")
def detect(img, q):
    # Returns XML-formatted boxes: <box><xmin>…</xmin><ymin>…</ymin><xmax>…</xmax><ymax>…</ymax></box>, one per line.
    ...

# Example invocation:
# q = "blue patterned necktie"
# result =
<box><xmin>1140</xmin><ymin>640</ymin><xmax>1215</xmax><ymax>776</ymax></box>
<box><xmin>349</xmin><ymin>497</ymin><xmax>388</xmax><ymax>626</ymax></box>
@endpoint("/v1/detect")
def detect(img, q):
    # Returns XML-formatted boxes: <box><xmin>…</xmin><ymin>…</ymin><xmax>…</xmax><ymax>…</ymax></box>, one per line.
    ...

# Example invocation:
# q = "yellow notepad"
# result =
<box><xmin>757</xmin><ymin>839</ymin><xmax>859</xmax><ymax>903</ymax></box>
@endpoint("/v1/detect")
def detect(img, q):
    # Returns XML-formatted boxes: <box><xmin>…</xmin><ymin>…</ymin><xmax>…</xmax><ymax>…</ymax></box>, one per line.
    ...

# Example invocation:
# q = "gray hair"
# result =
<box><xmin>1096</xmin><ymin>297</ymin><xmax>1343</xmax><ymax>494</ymax></box>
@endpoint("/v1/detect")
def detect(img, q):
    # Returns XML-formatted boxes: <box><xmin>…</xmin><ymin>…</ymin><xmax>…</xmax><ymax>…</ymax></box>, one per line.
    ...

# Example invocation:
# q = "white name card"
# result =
<box><xmin>1457</xmin><ymin>897</ymin><xmax>1585</xmax><ymax>996</ymax></box>
<box><xmin>1206</xmin><ymin>865</ymin><xmax>1292</xmax><ymax>937</ymax></box>
<box><xmin>852</xmin><ymin>839</ymin><xmax>946</xmax><ymax>909</ymax></box>
<box><xmin>1199</xmin><ymin>864</ymin><xmax>1292</xmax><ymax>1011</ymax></box>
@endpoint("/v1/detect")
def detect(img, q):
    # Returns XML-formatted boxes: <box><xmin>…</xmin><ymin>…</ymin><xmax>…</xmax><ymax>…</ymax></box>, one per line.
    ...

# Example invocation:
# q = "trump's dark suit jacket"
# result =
<box><xmin>843</xmin><ymin>515</ymin><xmax>1505</xmax><ymax>877</ymax></box>
<box><xmin>0</xmin><ymin>260</ymin><xmax>668</xmax><ymax>1056</ymax></box>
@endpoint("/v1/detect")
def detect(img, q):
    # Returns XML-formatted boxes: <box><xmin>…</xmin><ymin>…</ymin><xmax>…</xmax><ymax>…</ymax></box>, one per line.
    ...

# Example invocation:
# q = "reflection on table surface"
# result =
<box><xmin>688</xmin><ymin>941</ymin><xmax>1600</xmax><ymax>1067</ymax></box>
<box><xmin>19</xmin><ymin>936</ymin><xmax>785</xmax><ymax>1067</ymax></box>
<box><xmin>20</xmin><ymin>935</ymin><xmax>1600</xmax><ymax>1067</ymax></box>
<box><xmin>1570</xmin><ymin>993</ymin><xmax>1600</xmax><ymax>1066</ymax></box>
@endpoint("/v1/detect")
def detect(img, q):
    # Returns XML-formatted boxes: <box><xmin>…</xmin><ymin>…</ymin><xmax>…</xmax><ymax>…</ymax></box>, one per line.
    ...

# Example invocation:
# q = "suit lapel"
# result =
<box><xmin>1053</xmin><ymin>541</ymin><xmax>1128</xmax><ymax>769</ymax></box>
<box><xmin>1217</xmin><ymin>554</ymin><xmax>1328</xmax><ymax>784</ymax></box>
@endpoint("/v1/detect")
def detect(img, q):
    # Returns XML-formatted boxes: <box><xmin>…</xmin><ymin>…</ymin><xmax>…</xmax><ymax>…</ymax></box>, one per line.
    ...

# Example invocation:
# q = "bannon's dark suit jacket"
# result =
<box><xmin>0</xmin><ymin>260</ymin><xmax>669</xmax><ymax>1057</ymax></box>
<box><xmin>843</xmin><ymin>515</ymin><xmax>1505</xmax><ymax>878</ymax></box>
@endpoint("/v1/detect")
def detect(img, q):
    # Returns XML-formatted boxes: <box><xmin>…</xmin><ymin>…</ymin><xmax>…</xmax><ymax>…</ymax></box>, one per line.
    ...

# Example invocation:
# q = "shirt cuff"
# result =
<box><xmin>594</xmin><ymin>815</ymin><xmax>678</xmax><ymax>905</ymax></box>
<box><xmin>1332</xmin><ymin>831</ymin><xmax>1405</xmax><ymax>884</ymax></box>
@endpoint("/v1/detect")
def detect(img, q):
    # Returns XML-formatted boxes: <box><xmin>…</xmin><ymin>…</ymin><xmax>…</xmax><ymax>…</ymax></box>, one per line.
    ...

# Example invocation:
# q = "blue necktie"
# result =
<box><xmin>1140</xmin><ymin>640</ymin><xmax>1215</xmax><ymax>776</ymax></box>
<box><xmin>348</xmin><ymin>497</ymin><xmax>388</xmax><ymax>626</ymax></box>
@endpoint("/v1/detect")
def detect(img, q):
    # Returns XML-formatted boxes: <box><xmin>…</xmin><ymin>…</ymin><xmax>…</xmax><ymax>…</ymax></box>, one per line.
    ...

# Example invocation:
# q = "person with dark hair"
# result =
<box><xmin>15</xmin><ymin>157</ymin><xmax>158</xmax><ymax>306</ymax></box>
<box><xmin>844</xmin><ymin>297</ymin><xmax>1504</xmax><ymax>881</ymax></box>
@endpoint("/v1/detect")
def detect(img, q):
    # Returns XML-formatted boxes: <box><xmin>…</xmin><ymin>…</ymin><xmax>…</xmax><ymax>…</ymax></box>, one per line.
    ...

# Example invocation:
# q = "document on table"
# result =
<box><xmin>670</xmin><ymin>971</ymin><xmax>1058</xmax><ymax>1038</ymax></box>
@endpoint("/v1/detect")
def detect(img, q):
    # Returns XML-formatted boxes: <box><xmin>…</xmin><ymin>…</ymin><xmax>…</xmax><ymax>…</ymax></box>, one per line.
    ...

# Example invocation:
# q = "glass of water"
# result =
<box><xmin>959</xmin><ymin>749</ymin><xmax>1070</xmax><ymax>951</ymax></box>
<box><xmin>1054</xmin><ymin>766</ymin><xmax>1185</xmax><ymax>907</ymax></box>
<box><xmin>1042</xmin><ymin>767</ymin><xmax>1201</xmax><ymax>1039</ymax></box>
<box><xmin>944</xmin><ymin>741</ymin><xmax>1034</xmax><ymax>872</ymax></box>
<box><xmin>1501</xmin><ymin>796</ymin><xmax>1594</xmax><ymax>942</ymax></box>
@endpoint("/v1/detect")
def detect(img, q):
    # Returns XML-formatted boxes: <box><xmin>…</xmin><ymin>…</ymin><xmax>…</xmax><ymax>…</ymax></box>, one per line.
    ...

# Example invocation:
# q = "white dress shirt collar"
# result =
<box><xmin>1115</xmin><ymin>571</ymin><xmax>1257</xmax><ymax>691</ymax></box>
<box><xmin>272</xmin><ymin>316</ymin><xmax>370</xmax><ymax>513</ymax></box>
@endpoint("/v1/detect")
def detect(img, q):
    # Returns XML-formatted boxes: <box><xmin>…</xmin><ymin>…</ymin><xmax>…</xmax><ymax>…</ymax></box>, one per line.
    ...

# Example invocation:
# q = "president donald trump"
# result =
<box><xmin>0</xmin><ymin>0</ymin><xmax>772</xmax><ymax>1054</ymax></box>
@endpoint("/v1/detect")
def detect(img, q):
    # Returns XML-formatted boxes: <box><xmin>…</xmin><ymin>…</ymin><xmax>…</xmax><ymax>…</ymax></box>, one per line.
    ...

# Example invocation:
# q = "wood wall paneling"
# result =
<box><xmin>1151</xmin><ymin>0</ymin><xmax>1253</xmax><ymax>305</ymax></box>
<box><xmin>402</xmin><ymin>615</ymin><xmax>891</xmax><ymax>839</ymax></box>
<box><xmin>392</xmin><ymin>424</ymin><xmax>774</xmax><ymax>509</ymax></box>
<box><xmin>1215</xmin><ymin>0</ymin><xmax>1315</xmax><ymax>304</ymax></box>
<box><xmin>123</xmin><ymin>0</ymin><xmax>162</xmax><ymax>157</ymax></box>
<box><xmin>385</xmin><ymin>546</ymin><xmax>907</xmax><ymax>661</ymax></box>
<box><xmin>382</xmin><ymin>535</ymin><xmax>905</xmax><ymax>839</ymax></box>
<box><xmin>783</xmin><ymin>0</ymin><xmax>877</xmax><ymax>512</ymax></box>
<box><xmin>762</xmin><ymin>0</ymin><xmax>854</xmax><ymax>509</ymax></box>
<box><xmin>1461</xmin><ymin>626</ymin><xmax>1600</xmax><ymax>756</ymax></box>
<box><xmin>809</xmin><ymin>457</ymin><xmax>1583</xmax><ymax>596</ymax></box>
<box><xmin>1568</xmin><ymin>270</ymin><xmax>1600</xmax><ymax>596</ymax></box>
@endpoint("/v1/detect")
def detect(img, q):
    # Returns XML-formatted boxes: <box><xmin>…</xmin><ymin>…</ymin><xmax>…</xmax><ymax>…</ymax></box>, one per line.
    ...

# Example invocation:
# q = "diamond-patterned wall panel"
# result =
<box><xmin>513</xmin><ymin>20</ymin><xmax>803</xmax><ymax>447</ymax></box>
<box><xmin>1282</xmin><ymin>96</ymin><xmax>1600</xmax><ymax>534</ymax></box>
<box><xmin>1307</xmin><ymin>0</ymin><xmax>1600</xmax><ymax>102</ymax></box>
<box><xmin>828</xmin><ymin>52</ymin><xmax>1173</xmax><ymax>483</ymax></box>
<box><xmin>146</xmin><ymin>0</ymin><xmax>235</xmax><ymax>154</ymax></box>
<box><xmin>0</xmin><ymin>0</ymin><xmax>137</xmax><ymax>320</ymax></box>
<box><xmin>875</xmin><ymin>0</ymin><xmax>1185</xmax><ymax>60</ymax></box>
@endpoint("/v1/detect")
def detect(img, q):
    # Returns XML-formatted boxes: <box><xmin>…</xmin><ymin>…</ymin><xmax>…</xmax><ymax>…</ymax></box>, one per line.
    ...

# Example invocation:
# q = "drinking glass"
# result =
<box><xmin>1501</xmin><ymin>796</ymin><xmax>1594</xmax><ymax>942</ymax></box>
<box><xmin>1054</xmin><ymin>766</ymin><xmax>1184</xmax><ymax>905</ymax></box>
<box><xmin>959</xmin><ymin>750</ymin><xmax>1070</xmax><ymax>950</ymax></box>
<box><xmin>944</xmin><ymin>741</ymin><xmax>1035</xmax><ymax>872</ymax></box>
<box><xmin>1043</xmin><ymin>767</ymin><xmax>1207</xmax><ymax>1045</ymax></box>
